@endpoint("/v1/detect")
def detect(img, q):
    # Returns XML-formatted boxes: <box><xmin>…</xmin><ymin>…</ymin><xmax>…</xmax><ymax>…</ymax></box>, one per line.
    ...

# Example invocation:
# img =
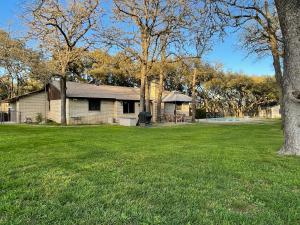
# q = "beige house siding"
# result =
<box><xmin>258</xmin><ymin>105</ymin><xmax>281</xmax><ymax>119</ymax></box>
<box><xmin>114</xmin><ymin>100</ymin><xmax>139</xmax><ymax>123</ymax></box>
<box><xmin>48</xmin><ymin>98</ymin><xmax>140</xmax><ymax>124</ymax></box>
<box><xmin>271</xmin><ymin>105</ymin><xmax>281</xmax><ymax>118</ymax></box>
<box><xmin>15</xmin><ymin>92</ymin><xmax>48</xmax><ymax>123</ymax></box>
<box><xmin>68</xmin><ymin>98</ymin><xmax>115</xmax><ymax>124</ymax></box>
<box><xmin>48</xmin><ymin>99</ymin><xmax>61</xmax><ymax>123</ymax></box>
<box><xmin>151</xmin><ymin>101</ymin><xmax>165</xmax><ymax>122</ymax></box>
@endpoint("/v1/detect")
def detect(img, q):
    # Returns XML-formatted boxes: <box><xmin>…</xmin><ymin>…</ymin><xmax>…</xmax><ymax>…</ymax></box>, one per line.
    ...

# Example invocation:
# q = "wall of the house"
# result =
<box><xmin>114</xmin><ymin>101</ymin><xmax>139</xmax><ymax>123</ymax></box>
<box><xmin>67</xmin><ymin>98</ymin><xmax>115</xmax><ymax>124</ymax></box>
<box><xmin>12</xmin><ymin>92</ymin><xmax>49</xmax><ymax>123</ymax></box>
<box><xmin>47</xmin><ymin>99</ymin><xmax>62</xmax><ymax>123</ymax></box>
<box><xmin>47</xmin><ymin>98</ymin><xmax>140</xmax><ymax>125</ymax></box>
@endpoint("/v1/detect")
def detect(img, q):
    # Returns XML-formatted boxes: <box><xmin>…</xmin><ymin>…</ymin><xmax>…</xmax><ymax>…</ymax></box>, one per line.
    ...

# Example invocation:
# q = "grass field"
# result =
<box><xmin>0</xmin><ymin>122</ymin><xmax>300</xmax><ymax>225</ymax></box>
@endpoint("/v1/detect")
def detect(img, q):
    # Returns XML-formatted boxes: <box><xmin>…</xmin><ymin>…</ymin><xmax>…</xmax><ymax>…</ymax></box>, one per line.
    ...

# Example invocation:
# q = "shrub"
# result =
<box><xmin>35</xmin><ymin>113</ymin><xmax>43</xmax><ymax>123</ymax></box>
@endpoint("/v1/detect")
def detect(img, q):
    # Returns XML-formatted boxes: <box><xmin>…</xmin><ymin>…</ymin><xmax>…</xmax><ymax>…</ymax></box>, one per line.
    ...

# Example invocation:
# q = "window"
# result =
<box><xmin>176</xmin><ymin>102</ymin><xmax>183</xmax><ymax>110</ymax></box>
<box><xmin>123</xmin><ymin>101</ymin><xmax>135</xmax><ymax>114</ymax></box>
<box><xmin>89</xmin><ymin>99</ymin><xmax>101</xmax><ymax>111</ymax></box>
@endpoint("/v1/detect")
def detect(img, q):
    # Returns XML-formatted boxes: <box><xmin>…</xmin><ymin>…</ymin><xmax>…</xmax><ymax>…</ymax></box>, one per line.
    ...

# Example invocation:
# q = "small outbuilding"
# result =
<box><xmin>258</xmin><ymin>105</ymin><xmax>281</xmax><ymax>119</ymax></box>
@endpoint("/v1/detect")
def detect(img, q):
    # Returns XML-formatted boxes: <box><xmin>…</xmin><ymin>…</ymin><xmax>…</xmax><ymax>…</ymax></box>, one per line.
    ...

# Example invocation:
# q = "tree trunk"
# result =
<box><xmin>156</xmin><ymin>47</ymin><xmax>166</xmax><ymax>123</ymax></box>
<box><xmin>10</xmin><ymin>76</ymin><xmax>13</xmax><ymax>98</ymax></box>
<box><xmin>275</xmin><ymin>0</ymin><xmax>300</xmax><ymax>155</ymax></box>
<box><xmin>60</xmin><ymin>75</ymin><xmax>67</xmax><ymax>125</ymax></box>
<box><xmin>145</xmin><ymin>77</ymin><xmax>150</xmax><ymax>113</ymax></box>
<box><xmin>191</xmin><ymin>68</ymin><xmax>197</xmax><ymax>122</ymax></box>
<box><xmin>139</xmin><ymin>65</ymin><xmax>146</xmax><ymax>112</ymax></box>
<box><xmin>139</xmin><ymin>32</ymin><xmax>149</xmax><ymax>113</ymax></box>
<box><xmin>269</xmin><ymin>34</ymin><xmax>284</xmax><ymax>128</ymax></box>
<box><xmin>16</xmin><ymin>77</ymin><xmax>19</xmax><ymax>96</ymax></box>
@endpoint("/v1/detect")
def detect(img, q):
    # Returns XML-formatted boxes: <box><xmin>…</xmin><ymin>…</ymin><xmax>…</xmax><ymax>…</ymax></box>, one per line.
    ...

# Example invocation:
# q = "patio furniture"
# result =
<box><xmin>25</xmin><ymin>117</ymin><xmax>32</xmax><ymax>124</ymax></box>
<box><xmin>176</xmin><ymin>114</ymin><xmax>185</xmax><ymax>123</ymax></box>
<box><xmin>164</xmin><ymin>114</ymin><xmax>174</xmax><ymax>122</ymax></box>
<box><xmin>71</xmin><ymin>116</ymin><xmax>82</xmax><ymax>124</ymax></box>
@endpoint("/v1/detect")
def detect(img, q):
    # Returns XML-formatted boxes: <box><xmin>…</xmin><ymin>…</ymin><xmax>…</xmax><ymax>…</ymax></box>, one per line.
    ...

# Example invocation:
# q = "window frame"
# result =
<box><xmin>88</xmin><ymin>99</ymin><xmax>101</xmax><ymax>111</ymax></box>
<box><xmin>123</xmin><ymin>101</ymin><xmax>135</xmax><ymax>114</ymax></box>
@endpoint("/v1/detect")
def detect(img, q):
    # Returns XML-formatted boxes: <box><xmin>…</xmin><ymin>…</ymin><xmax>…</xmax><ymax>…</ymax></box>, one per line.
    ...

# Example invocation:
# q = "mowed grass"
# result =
<box><xmin>0</xmin><ymin>122</ymin><xmax>300</xmax><ymax>225</ymax></box>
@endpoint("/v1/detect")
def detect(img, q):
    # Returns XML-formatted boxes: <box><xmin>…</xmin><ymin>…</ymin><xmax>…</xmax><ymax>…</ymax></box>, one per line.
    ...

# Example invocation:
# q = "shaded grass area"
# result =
<box><xmin>0</xmin><ymin>122</ymin><xmax>299</xmax><ymax>225</ymax></box>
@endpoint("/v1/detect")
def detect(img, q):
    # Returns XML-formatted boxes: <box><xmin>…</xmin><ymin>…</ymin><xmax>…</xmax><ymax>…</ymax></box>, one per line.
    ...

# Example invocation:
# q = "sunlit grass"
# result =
<box><xmin>0</xmin><ymin>122</ymin><xmax>299</xmax><ymax>225</ymax></box>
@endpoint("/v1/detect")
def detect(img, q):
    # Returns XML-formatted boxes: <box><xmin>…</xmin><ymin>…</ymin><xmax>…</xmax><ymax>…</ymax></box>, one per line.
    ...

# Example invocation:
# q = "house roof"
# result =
<box><xmin>6</xmin><ymin>80</ymin><xmax>191</xmax><ymax>102</ymax></box>
<box><xmin>5</xmin><ymin>89</ymin><xmax>45</xmax><ymax>103</ymax></box>
<box><xmin>51</xmin><ymin>81</ymin><xmax>141</xmax><ymax>101</ymax></box>
<box><xmin>162</xmin><ymin>91</ymin><xmax>192</xmax><ymax>103</ymax></box>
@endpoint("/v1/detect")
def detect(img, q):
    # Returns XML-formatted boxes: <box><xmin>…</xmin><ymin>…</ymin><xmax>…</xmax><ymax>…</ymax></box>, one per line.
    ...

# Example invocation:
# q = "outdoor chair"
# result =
<box><xmin>25</xmin><ymin>117</ymin><xmax>32</xmax><ymax>124</ymax></box>
<box><xmin>176</xmin><ymin>114</ymin><xmax>185</xmax><ymax>123</ymax></box>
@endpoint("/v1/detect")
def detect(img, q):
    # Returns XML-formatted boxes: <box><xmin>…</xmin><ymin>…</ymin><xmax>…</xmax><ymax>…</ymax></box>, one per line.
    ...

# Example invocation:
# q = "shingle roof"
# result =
<box><xmin>52</xmin><ymin>81</ymin><xmax>146</xmax><ymax>101</ymax></box>
<box><xmin>51</xmin><ymin>81</ymin><xmax>193</xmax><ymax>102</ymax></box>
<box><xmin>162</xmin><ymin>91</ymin><xmax>192</xmax><ymax>102</ymax></box>
<box><xmin>7</xmin><ymin>81</ymin><xmax>191</xmax><ymax>103</ymax></box>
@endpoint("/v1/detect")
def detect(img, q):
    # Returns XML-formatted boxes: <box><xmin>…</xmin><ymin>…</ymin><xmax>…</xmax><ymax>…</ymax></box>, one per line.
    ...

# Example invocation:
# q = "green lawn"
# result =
<box><xmin>0</xmin><ymin>122</ymin><xmax>300</xmax><ymax>225</ymax></box>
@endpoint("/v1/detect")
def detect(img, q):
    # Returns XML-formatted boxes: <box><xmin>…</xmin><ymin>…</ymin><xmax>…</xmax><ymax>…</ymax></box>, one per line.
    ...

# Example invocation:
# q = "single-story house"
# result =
<box><xmin>7</xmin><ymin>80</ymin><xmax>192</xmax><ymax>125</ymax></box>
<box><xmin>258</xmin><ymin>105</ymin><xmax>281</xmax><ymax>119</ymax></box>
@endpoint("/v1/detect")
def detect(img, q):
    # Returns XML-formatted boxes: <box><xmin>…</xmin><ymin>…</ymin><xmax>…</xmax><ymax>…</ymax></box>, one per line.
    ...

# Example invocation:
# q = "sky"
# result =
<box><xmin>0</xmin><ymin>0</ymin><xmax>275</xmax><ymax>76</ymax></box>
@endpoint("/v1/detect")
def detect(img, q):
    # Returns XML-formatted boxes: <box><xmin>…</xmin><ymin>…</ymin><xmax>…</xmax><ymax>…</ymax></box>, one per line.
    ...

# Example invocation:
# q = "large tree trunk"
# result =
<box><xmin>275</xmin><ymin>0</ymin><xmax>300</xmax><ymax>155</ymax></box>
<box><xmin>191</xmin><ymin>68</ymin><xmax>197</xmax><ymax>122</ymax></box>
<box><xmin>60</xmin><ymin>76</ymin><xmax>67</xmax><ymax>125</ymax></box>
<box><xmin>156</xmin><ymin>47</ymin><xmax>166</xmax><ymax>123</ymax></box>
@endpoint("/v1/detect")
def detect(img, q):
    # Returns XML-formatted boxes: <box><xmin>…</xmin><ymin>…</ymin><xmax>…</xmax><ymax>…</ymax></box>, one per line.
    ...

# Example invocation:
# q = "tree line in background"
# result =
<box><xmin>0</xmin><ymin>0</ymin><xmax>299</xmax><ymax>155</ymax></box>
<box><xmin>0</xmin><ymin>31</ymin><xmax>279</xmax><ymax>119</ymax></box>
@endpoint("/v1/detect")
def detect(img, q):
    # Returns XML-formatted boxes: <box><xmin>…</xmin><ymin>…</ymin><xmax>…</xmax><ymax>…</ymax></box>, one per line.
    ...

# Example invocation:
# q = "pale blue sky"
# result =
<box><xmin>0</xmin><ymin>0</ymin><xmax>275</xmax><ymax>76</ymax></box>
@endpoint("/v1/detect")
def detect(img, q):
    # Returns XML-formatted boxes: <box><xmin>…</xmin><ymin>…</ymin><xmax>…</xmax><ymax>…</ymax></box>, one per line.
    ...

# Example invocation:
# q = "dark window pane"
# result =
<box><xmin>89</xmin><ymin>99</ymin><xmax>101</xmax><ymax>111</ymax></box>
<box><xmin>123</xmin><ymin>101</ymin><xmax>129</xmax><ymax>114</ymax></box>
<box><xmin>129</xmin><ymin>101</ymin><xmax>135</xmax><ymax>113</ymax></box>
<box><xmin>123</xmin><ymin>101</ymin><xmax>135</xmax><ymax>114</ymax></box>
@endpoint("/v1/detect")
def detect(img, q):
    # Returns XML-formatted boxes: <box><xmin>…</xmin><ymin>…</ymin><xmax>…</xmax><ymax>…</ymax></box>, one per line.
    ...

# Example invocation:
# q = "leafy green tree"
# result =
<box><xmin>88</xmin><ymin>50</ymin><xmax>139</xmax><ymax>87</ymax></box>
<box><xmin>0</xmin><ymin>29</ymin><xmax>44</xmax><ymax>98</ymax></box>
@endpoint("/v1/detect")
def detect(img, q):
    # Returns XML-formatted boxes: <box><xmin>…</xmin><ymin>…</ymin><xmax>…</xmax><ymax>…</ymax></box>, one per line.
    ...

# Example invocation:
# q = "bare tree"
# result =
<box><xmin>25</xmin><ymin>0</ymin><xmax>101</xmax><ymax>125</ymax></box>
<box><xmin>154</xmin><ymin>1</ymin><xmax>223</xmax><ymax>123</ymax></box>
<box><xmin>211</xmin><ymin>0</ymin><xmax>284</xmax><ymax>118</ymax></box>
<box><xmin>156</xmin><ymin>36</ymin><xmax>167</xmax><ymax>122</ymax></box>
<box><xmin>184</xmin><ymin>1</ymin><xmax>224</xmax><ymax>122</ymax></box>
<box><xmin>214</xmin><ymin>0</ymin><xmax>283</xmax><ymax>82</ymax></box>
<box><xmin>274</xmin><ymin>0</ymin><xmax>300</xmax><ymax>155</ymax></box>
<box><xmin>107</xmin><ymin>0</ymin><xmax>188</xmax><ymax>113</ymax></box>
<box><xmin>212</xmin><ymin>0</ymin><xmax>299</xmax><ymax>155</ymax></box>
